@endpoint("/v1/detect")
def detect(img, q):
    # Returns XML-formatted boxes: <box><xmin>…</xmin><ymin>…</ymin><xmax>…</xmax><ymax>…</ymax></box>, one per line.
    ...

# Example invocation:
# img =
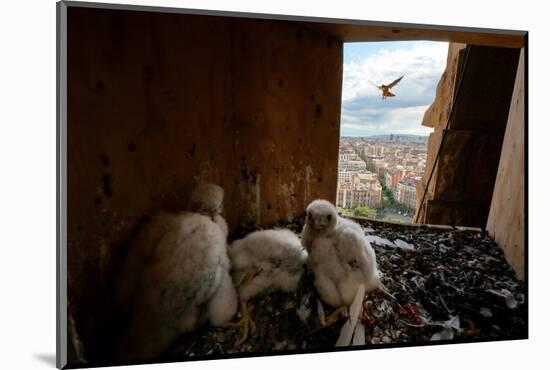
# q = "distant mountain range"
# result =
<box><xmin>342</xmin><ymin>134</ymin><xmax>429</xmax><ymax>143</ymax></box>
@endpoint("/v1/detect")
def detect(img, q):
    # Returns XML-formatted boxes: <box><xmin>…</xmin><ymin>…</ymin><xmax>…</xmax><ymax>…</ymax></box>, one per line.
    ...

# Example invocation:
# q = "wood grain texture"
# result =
<box><xmin>302</xmin><ymin>22</ymin><xmax>525</xmax><ymax>48</ymax></box>
<box><xmin>486</xmin><ymin>49</ymin><xmax>525</xmax><ymax>280</ymax></box>
<box><xmin>66</xmin><ymin>8</ymin><xmax>341</xmax><ymax>359</ymax></box>
<box><xmin>414</xmin><ymin>45</ymin><xmax>520</xmax><ymax>229</ymax></box>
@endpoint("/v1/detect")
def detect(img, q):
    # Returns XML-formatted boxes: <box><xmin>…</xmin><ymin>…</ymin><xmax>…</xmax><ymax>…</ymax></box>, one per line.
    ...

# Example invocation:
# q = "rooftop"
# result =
<box><xmin>398</xmin><ymin>177</ymin><xmax>420</xmax><ymax>187</ymax></box>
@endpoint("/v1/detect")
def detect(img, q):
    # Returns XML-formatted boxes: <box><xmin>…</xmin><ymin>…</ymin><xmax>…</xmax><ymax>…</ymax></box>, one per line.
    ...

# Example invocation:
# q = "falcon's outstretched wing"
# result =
<box><xmin>369</xmin><ymin>80</ymin><xmax>382</xmax><ymax>90</ymax></box>
<box><xmin>387</xmin><ymin>75</ymin><xmax>404</xmax><ymax>88</ymax></box>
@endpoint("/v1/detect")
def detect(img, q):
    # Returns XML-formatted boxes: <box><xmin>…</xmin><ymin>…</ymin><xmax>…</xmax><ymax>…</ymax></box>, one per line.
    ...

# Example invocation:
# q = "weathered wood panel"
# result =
<box><xmin>67</xmin><ymin>7</ymin><xmax>342</xmax><ymax>359</ymax></box>
<box><xmin>414</xmin><ymin>45</ymin><xmax>520</xmax><ymax>228</ymax></box>
<box><xmin>229</xmin><ymin>19</ymin><xmax>342</xmax><ymax>226</ymax></box>
<box><xmin>304</xmin><ymin>22</ymin><xmax>525</xmax><ymax>48</ymax></box>
<box><xmin>486</xmin><ymin>49</ymin><xmax>525</xmax><ymax>280</ymax></box>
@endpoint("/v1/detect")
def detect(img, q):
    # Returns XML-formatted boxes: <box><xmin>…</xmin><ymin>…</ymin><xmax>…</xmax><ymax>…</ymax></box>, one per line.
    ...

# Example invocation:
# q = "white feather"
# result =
<box><xmin>335</xmin><ymin>283</ymin><xmax>365</xmax><ymax>347</ymax></box>
<box><xmin>352</xmin><ymin>322</ymin><xmax>366</xmax><ymax>346</ymax></box>
<box><xmin>303</xmin><ymin>200</ymin><xmax>381</xmax><ymax>308</ymax></box>
<box><xmin>114</xmin><ymin>184</ymin><xmax>237</xmax><ymax>361</ymax></box>
<box><xmin>296</xmin><ymin>304</ymin><xmax>311</xmax><ymax>322</ymax></box>
<box><xmin>229</xmin><ymin>229</ymin><xmax>307</xmax><ymax>301</ymax></box>
<box><xmin>349</xmin><ymin>283</ymin><xmax>366</xmax><ymax>330</ymax></box>
<box><xmin>317</xmin><ymin>299</ymin><xmax>326</xmax><ymax>326</ymax></box>
<box><xmin>335</xmin><ymin>320</ymin><xmax>354</xmax><ymax>347</ymax></box>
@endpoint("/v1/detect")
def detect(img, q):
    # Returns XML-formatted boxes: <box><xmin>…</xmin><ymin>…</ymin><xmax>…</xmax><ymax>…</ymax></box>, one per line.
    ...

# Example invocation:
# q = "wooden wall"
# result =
<box><xmin>486</xmin><ymin>49</ymin><xmax>525</xmax><ymax>280</ymax></box>
<box><xmin>414</xmin><ymin>45</ymin><xmax>520</xmax><ymax>227</ymax></box>
<box><xmin>67</xmin><ymin>7</ymin><xmax>342</xmax><ymax>358</ymax></box>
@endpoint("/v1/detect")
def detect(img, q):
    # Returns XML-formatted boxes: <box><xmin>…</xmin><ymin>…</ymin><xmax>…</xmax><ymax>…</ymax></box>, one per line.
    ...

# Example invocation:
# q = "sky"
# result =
<box><xmin>340</xmin><ymin>41</ymin><xmax>448</xmax><ymax>137</ymax></box>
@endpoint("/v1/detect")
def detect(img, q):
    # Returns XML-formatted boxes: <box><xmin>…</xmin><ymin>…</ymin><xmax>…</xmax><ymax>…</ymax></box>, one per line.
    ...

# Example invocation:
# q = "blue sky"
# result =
<box><xmin>340</xmin><ymin>41</ymin><xmax>448</xmax><ymax>137</ymax></box>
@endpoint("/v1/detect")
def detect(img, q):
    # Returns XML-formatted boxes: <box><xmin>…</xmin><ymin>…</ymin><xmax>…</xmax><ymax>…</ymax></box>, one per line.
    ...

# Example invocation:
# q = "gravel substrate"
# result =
<box><xmin>169</xmin><ymin>217</ymin><xmax>527</xmax><ymax>358</ymax></box>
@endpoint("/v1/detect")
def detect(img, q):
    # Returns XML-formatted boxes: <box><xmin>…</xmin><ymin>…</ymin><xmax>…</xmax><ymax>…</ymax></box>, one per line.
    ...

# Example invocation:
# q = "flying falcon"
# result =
<box><xmin>370</xmin><ymin>75</ymin><xmax>404</xmax><ymax>99</ymax></box>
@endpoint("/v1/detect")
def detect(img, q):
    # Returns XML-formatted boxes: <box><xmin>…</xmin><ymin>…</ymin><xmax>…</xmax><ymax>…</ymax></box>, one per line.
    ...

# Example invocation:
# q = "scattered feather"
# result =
<box><xmin>335</xmin><ymin>283</ymin><xmax>365</xmax><ymax>347</ymax></box>
<box><xmin>487</xmin><ymin>289</ymin><xmax>518</xmax><ymax>309</ymax></box>
<box><xmin>296</xmin><ymin>293</ymin><xmax>312</xmax><ymax>322</ymax></box>
<box><xmin>503</xmin><ymin>290</ymin><xmax>518</xmax><ymax>309</ymax></box>
<box><xmin>393</xmin><ymin>239</ymin><xmax>415</xmax><ymax>250</ymax></box>
<box><xmin>444</xmin><ymin>315</ymin><xmax>461</xmax><ymax>331</ymax></box>
<box><xmin>424</xmin><ymin>314</ymin><xmax>461</xmax><ymax>334</ymax></box>
<box><xmin>335</xmin><ymin>320</ymin><xmax>354</xmax><ymax>347</ymax></box>
<box><xmin>479</xmin><ymin>307</ymin><xmax>493</xmax><ymax>318</ymax></box>
<box><xmin>296</xmin><ymin>303</ymin><xmax>311</xmax><ymax>322</ymax></box>
<box><xmin>349</xmin><ymin>283</ymin><xmax>366</xmax><ymax>330</ymax></box>
<box><xmin>352</xmin><ymin>322</ymin><xmax>366</xmax><ymax>346</ymax></box>
<box><xmin>379</xmin><ymin>284</ymin><xmax>397</xmax><ymax>301</ymax></box>
<box><xmin>431</xmin><ymin>328</ymin><xmax>454</xmax><ymax>341</ymax></box>
<box><xmin>365</xmin><ymin>235</ymin><xmax>395</xmax><ymax>248</ymax></box>
<box><xmin>317</xmin><ymin>299</ymin><xmax>326</xmax><ymax>326</ymax></box>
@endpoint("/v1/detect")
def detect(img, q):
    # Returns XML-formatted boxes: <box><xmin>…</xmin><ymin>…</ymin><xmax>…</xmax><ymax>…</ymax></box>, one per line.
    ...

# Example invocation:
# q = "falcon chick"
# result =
<box><xmin>190</xmin><ymin>183</ymin><xmax>228</xmax><ymax>235</ymax></box>
<box><xmin>301</xmin><ymin>199</ymin><xmax>381</xmax><ymax>325</ymax></box>
<box><xmin>114</xmin><ymin>183</ymin><xmax>237</xmax><ymax>361</ymax></box>
<box><xmin>370</xmin><ymin>75</ymin><xmax>404</xmax><ymax>99</ymax></box>
<box><xmin>227</xmin><ymin>229</ymin><xmax>308</xmax><ymax>347</ymax></box>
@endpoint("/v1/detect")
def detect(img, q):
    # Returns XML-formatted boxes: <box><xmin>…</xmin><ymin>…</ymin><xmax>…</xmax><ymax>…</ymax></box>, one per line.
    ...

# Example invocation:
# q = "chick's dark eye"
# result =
<box><xmin>327</xmin><ymin>214</ymin><xmax>332</xmax><ymax>221</ymax></box>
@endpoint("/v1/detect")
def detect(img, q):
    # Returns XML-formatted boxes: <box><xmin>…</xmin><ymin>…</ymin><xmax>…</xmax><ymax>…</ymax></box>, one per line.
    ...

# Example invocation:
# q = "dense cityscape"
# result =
<box><xmin>336</xmin><ymin>135</ymin><xmax>428</xmax><ymax>222</ymax></box>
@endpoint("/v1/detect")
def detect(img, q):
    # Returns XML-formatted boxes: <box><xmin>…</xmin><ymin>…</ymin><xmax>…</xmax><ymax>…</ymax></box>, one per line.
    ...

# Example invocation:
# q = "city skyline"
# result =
<box><xmin>340</xmin><ymin>133</ymin><xmax>429</xmax><ymax>139</ymax></box>
<box><xmin>336</xmin><ymin>137</ymin><xmax>427</xmax><ymax>223</ymax></box>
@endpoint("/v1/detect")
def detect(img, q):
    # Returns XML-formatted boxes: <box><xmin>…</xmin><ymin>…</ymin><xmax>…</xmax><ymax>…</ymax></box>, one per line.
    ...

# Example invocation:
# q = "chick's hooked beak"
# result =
<box><xmin>309</xmin><ymin>214</ymin><xmax>330</xmax><ymax>230</ymax></box>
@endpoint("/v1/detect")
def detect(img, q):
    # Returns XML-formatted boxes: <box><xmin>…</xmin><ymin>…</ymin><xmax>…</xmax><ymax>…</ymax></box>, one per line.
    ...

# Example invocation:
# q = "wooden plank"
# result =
<box><xmin>229</xmin><ymin>18</ymin><xmax>342</xmax><ymax>226</ymax></box>
<box><xmin>486</xmin><ymin>49</ymin><xmax>525</xmax><ymax>280</ymax></box>
<box><xmin>66</xmin><ymin>8</ymin><xmax>343</xmax><ymax>359</ymax></box>
<box><xmin>302</xmin><ymin>22</ymin><xmax>525</xmax><ymax>48</ymax></box>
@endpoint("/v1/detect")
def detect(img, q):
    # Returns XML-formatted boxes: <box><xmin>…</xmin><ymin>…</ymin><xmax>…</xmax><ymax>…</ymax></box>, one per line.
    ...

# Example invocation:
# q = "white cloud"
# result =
<box><xmin>343</xmin><ymin>106</ymin><xmax>433</xmax><ymax>136</ymax></box>
<box><xmin>341</xmin><ymin>41</ymin><xmax>448</xmax><ymax>137</ymax></box>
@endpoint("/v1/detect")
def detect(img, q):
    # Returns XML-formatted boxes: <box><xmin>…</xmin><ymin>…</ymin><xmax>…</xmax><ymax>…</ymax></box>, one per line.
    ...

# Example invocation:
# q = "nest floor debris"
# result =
<box><xmin>169</xmin><ymin>217</ymin><xmax>526</xmax><ymax>358</ymax></box>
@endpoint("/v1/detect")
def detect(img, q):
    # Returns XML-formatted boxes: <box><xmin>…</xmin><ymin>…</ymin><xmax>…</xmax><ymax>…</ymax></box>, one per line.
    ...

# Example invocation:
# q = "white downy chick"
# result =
<box><xmin>114</xmin><ymin>183</ymin><xmax>237</xmax><ymax>361</ymax></box>
<box><xmin>301</xmin><ymin>199</ymin><xmax>380</xmax><ymax>318</ymax></box>
<box><xmin>227</xmin><ymin>229</ymin><xmax>307</xmax><ymax>346</ymax></box>
<box><xmin>190</xmin><ymin>183</ymin><xmax>228</xmax><ymax>237</ymax></box>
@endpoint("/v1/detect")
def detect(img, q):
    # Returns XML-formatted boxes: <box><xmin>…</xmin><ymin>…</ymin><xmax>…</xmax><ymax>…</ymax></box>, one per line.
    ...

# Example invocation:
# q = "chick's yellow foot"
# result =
<box><xmin>238</xmin><ymin>267</ymin><xmax>263</xmax><ymax>286</ymax></box>
<box><xmin>304</xmin><ymin>305</ymin><xmax>349</xmax><ymax>336</ymax></box>
<box><xmin>225</xmin><ymin>301</ymin><xmax>256</xmax><ymax>348</ymax></box>
<box><xmin>324</xmin><ymin>305</ymin><xmax>348</xmax><ymax>327</ymax></box>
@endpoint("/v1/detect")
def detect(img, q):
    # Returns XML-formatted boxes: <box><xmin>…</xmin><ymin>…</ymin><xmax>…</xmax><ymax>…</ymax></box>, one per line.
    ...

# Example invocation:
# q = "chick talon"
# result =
<box><xmin>224</xmin><ymin>319</ymin><xmax>244</xmax><ymax>329</ymax></box>
<box><xmin>324</xmin><ymin>305</ymin><xmax>348</xmax><ymax>326</ymax></box>
<box><xmin>229</xmin><ymin>301</ymin><xmax>256</xmax><ymax>348</ymax></box>
<box><xmin>233</xmin><ymin>318</ymin><xmax>249</xmax><ymax>348</ymax></box>
<box><xmin>238</xmin><ymin>267</ymin><xmax>263</xmax><ymax>286</ymax></box>
<box><xmin>249</xmin><ymin>318</ymin><xmax>257</xmax><ymax>335</ymax></box>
